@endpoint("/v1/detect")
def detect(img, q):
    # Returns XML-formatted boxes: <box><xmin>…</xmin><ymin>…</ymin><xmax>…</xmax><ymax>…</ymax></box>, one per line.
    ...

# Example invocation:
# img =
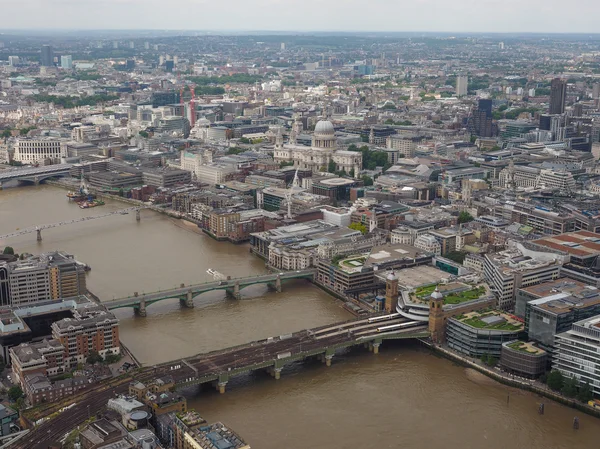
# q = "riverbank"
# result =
<box><xmin>431</xmin><ymin>343</ymin><xmax>600</xmax><ymax>419</ymax></box>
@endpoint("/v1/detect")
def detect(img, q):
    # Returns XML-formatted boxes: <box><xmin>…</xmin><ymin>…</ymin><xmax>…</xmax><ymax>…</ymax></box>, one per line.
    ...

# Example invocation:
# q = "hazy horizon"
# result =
<box><xmin>2</xmin><ymin>0</ymin><xmax>600</xmax><ymax>34</ymax></box>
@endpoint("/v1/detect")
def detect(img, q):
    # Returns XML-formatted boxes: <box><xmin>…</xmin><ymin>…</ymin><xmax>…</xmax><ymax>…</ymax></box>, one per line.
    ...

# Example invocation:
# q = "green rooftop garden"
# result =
<box><xmin>414</xmin><ymin>284</ymin><xmax>487</xmax><ymax>305</ymax></box>
<box><xmin>444</xmin><ymin>286</ymin><xmax>487</xmax><ymax>305</ymax></box>
<box><xmin>507</xmin><ymin>341</ymin><xmax>541</xmax><ymax>354</ymax></box>
<box><xmin>415</xmin><ymin>284</ymin><xmax>438</xmax><ymax>298</ymax></box>
<box><xmin>461</xmin><ymin>313</ymin><xmax>522</xmax><ymax>331</ymax></box>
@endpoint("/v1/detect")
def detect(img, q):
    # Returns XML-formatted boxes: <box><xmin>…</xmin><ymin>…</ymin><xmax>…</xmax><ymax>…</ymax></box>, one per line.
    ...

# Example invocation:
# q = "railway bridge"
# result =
<box><xmin>159</xmin><ymin>314</ymin><xmax>429</xmax><ymax>393</ymax></box>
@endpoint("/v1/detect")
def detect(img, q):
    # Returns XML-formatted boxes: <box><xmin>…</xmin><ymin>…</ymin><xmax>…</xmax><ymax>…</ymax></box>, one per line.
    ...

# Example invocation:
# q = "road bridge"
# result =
<box><xmin>0</xmin><ymin>207</ymin><xmax>146</xmax><ymax>242</ymax></box>
<box><xmin>158</xmin><ymin>314</ymin><xmax>429</xmax><ymax>392</ymax></box>
<box><xmin>0</xmin><ymin>164</ymin><xmax>72</xmax><ymax>186</ymax></box>
<box><xmin>106</xmin><ymin>269</ymin><xmax>316</xmax><ymax>315</ymax></box>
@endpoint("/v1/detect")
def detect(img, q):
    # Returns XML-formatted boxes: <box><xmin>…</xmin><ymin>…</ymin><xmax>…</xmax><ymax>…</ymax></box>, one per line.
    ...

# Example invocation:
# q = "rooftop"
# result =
<box><xmin>455</xmin><ymin>310</ymin><xmax>524</xmax><ymax>332</ymax></box>
<box><xmin>504</xmin><ymin>340</ymin><xmax>545</xmax><ymax>355</ymax></box>
<box><xmin>533</xmin><ymin>230</ymin><xmax>600</xmax><ymax>259</ymax></box>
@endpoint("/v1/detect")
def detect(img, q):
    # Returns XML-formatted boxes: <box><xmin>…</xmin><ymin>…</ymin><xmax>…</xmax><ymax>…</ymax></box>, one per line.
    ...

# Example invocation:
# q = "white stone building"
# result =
<box><xmin>413</xmin><ymin>234</ymin><xmax>442</xmax><ymax>256</ymax></box>
<box><xmin>274</xmin><ymin>120</ymin><xmax>361</xmax><ymax>177</ymax></box>
<box><xmin>13</xmin><ymin>138</ymin><xmax>67</xmax><ymax>164</ymax></box>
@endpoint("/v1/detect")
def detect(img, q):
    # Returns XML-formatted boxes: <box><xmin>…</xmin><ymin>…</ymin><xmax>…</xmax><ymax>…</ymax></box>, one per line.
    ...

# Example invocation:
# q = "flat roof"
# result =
<box><xmin>533</xmin><ymin>230</ymin><xmax>600</xmax><ymax>259</ymax></box>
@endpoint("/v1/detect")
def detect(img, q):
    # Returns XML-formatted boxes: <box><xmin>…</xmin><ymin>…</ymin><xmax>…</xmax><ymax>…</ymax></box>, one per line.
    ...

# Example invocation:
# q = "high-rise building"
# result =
<box><xmin>553</xmin><ymin>315</ymin><xmax>600</xmax><ymax>398</ymax></box>
<box><xmin>456</xmin><ymin>75</ymin><xmax>468</xmax><ymax>97</ymax></box>
<box><xmin>7</xmin><ymin>56</ymin><xmax>19</xmax><ymax>66</ymax></box>
<box><xmin>144</xmin><ymin>41</ymin><xmax>150</xmax><ymax>50</ymax></box>
<box><xmin>60</xmin><ymin>55</ymin><xmax>72</xmax><ymax>69</ymax></box>
<box><xmin>549</xmin><ymin>78</ymin><xmax>567</xmax><ymax>115</ymax></box>
<box><xmin>592</xmin><ymin>83</ymin><xmax>600</xmax><ymax>100</ymax></box>
<box><xmin>469</xmin><ymin>99</ymin><xmax>495</xmax><ymax>137</ymax></box>
<box><xmin>40</xmin><ymin>45</ymin><xmax>53</xmax><ymax>67</ymax></box>
<box><xmin>165</xmin><ymin>60</ymin><xmax>174</xmax><ymax>73</ymax></box>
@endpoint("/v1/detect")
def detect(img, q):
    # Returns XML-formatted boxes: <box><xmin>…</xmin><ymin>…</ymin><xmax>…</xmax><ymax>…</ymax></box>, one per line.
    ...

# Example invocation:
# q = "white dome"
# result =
<box><xmin>314</xmin><ymin>120</ymin><xmax>335</xmax><ymax>135</ymax></box>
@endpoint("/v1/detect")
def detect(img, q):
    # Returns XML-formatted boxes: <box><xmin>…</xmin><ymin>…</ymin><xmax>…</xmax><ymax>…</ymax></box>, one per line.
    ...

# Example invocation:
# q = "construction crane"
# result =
<box><xmin>284</xmin><ymin>169</ymin><xmax>300</xmax><ymax>219</ymax></box>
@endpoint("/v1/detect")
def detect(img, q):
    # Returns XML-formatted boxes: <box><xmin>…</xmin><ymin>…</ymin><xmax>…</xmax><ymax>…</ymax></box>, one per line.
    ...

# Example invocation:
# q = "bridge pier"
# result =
<box><xmin>36</xmin><ymin>229</ymin><xmax>42</xmax><ymax>242</ymax></box>
<box><xmin>372</xmin><ymin>342</ymin><xmax>381</xmax><ymax>354</ymax></box>
<box><xmin>180</xmin><ymin>290</ymin><xmax>195</xmax><ymax>308</ymax></box>
<box><xmin>136</xmin><ymin>209</ymin><xmax>141</xmax><ymax>222</ymax></box>
<box><xmin>267</xmin><ymin>275</ymin><xmax>282</xmax><ymax>293</ymax></box>
<box><xmin>324</xmin><ymin>355</ymin><xmax>333</xmax><ymax>367</ymax></box>
<box><xmin>135</xmin><ymin>298</ymin><xmax>147</xmax><ymax>317</ymax></box>
<box><xmin>226</xmin><ymin>282</ymin><xmax>241</xmax><ymax>300</ymax></box>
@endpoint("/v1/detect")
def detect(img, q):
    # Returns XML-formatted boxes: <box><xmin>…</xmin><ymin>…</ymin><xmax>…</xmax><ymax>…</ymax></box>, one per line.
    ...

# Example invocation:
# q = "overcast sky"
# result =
<box><xmin>2</xmin><ymin>0</ymin><xmax>600</xmax><ymax>33</ymax></box>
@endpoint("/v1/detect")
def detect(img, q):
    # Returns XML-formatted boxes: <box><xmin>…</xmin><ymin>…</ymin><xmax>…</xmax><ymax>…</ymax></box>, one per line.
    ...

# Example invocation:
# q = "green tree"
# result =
<box><xmin>3</xmin><ymin>247</ymin><xmax>15</xmax><ymax>255</ymax></box>
<box><xmin>138</xmin><ymin>131</ymin><xmax>149</xmax><ymax>138</ymax></box>
<box><xmin>458</xmin><ymin>211</ymin><xmax>474</xmax><ymax>224</ymax></box>
<box><xmin>327</xmin><ymin>160</ymin><xmax>336</xmax><ymax>173</ymax></box>
<box><xmin>86</xmin><ymin>350</ymin><xmax>103</xmax><ymax>365</ymax></box>
<box><xmin>349</xmin><ymin>222</ymin><xmax>368</xmax><ymax>235</ymax></box>
<box><xmin>1</xmin><ymin>129</ymin><xmax>11</xmax><ymax>139</ymax></box>
<box><xmin>578</xmin><ymin>380</ymin><xmax>593</xmax><ymax>403</ymax></box>
<box><xmin>8</xmin><ymin>386</ymin><xmax>23</xmax><ymax>402</ymax></box>
<box><xmin>361</xmin><ymin>175</ymin><xmax>374</xmax><ymax>186</ymax></box>
<box><xmin>561</xmin><ymin>375</ymin><xmax>578</xmax><ymax>398</ymax></box>
<box><xmin>349</xmin><ymin>168</ymin><xmax>355</xmax><ymax>178</ymax></box>
<box><xmin>444</xmin><ymin>251</ymin><xmax>467</xmax><ymax>264</ymax></box>
<box><xmin>546</xmin><ymin>370</ymin><xmax>564</xmax><ymax>391</ymax></box>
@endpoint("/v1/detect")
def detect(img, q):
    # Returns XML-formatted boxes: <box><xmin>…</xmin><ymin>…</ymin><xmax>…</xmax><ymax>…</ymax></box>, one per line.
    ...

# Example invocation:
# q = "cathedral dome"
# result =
<box><xmin>314</xmin><ymin>120</ymin><xmax>335</xmax><ymax>135</ymax></box>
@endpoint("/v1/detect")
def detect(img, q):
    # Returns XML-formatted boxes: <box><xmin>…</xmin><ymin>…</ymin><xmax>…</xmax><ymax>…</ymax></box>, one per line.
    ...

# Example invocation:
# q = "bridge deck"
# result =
<box><xmin>157</xmin><ymin>315</ymin><xmax>428</xmax><ymax>387</ymax></box>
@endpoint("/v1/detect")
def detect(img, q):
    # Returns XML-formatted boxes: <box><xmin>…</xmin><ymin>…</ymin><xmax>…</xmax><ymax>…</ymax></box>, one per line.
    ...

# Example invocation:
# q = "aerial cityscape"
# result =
<box><xmin>2</xmin><ymin>18</ymin><xmax>600</xmax><ymax>449</ymax></box>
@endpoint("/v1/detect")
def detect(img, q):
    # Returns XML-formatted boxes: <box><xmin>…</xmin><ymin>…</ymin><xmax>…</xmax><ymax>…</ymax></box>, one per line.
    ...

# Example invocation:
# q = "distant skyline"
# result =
<box><xmin>2</xmin><ymin>0</ymin><xmax>600</xmax><ymax>34</ymax></box>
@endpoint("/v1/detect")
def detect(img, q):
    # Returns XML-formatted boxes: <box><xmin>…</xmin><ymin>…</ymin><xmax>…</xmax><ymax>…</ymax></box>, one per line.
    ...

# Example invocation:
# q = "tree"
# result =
<box><xmin>578</xmin><ymin>380</ymin><xmax>593</xmax><ymax>403</ymax></box>
<box><xmin>561</xmin><ymin>375</ymin><xmax>578</xmax><ymax>398</ymax></box>
<box><xmin>546</xmin><ymin>370</ymin><xmax>564</xmax><ymax>391</ymax></box>
<box><xmin>8</xmin><ymin>386</ymin><xmax>23</xmax><ymax>402</ymax></box>
<box><xmin>349</xmin><ymin>168</ymin><xmax>355</xmax><ymax>178</ymax></box>
<box><xmin>3</xmin><ymin>247</ymin><xmax>15</xmax><ymax>255</ymax></box>
<box><xmin>327</xmin><ymin>160</ymin><xmax>336</xmax><ymax>174</ymax></box>
<box><xmin>361</xmin><ymin>175</ymin><xmax>374</xmax><ymax>186</ymax></box>
<box><xmin>444</xmin><ymin>251</ymin><xmax>467</xmax><ymax>264</ymax></box>
<box><xmin>138</xmin><ymin>131</ymin><xmax>149</xmax><ymax>138</ymax></box>
<box><xmin>1</xmin><ymin>129</ymin><xmax>11</xmax><ymax>139</ymax></box>
<box><xmin>458</xmin><ymin>211</ymin><xmax>474</xmax><ymax>224</ymax></box>
<box><xmin>349</xmin><ymin>222</ymin><xmax>368</xmax><ymax>235</ymax></box>
<box><xmin>86</xmin><ymin>350</ymin><xmax>103</xmax><ymax>365</ymax></box>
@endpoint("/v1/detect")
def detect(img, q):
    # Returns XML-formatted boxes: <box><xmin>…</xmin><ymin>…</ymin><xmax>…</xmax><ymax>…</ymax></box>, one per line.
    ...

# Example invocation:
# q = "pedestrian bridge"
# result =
<box><xmin>105</xmin><ymin>269</ymin><xmax>316</xmax><ymax>315</ymax></box>
<box><xmin>0</xmin><ymin>164</ymin><xmax>73</xmax><ymax>185</ymax></box>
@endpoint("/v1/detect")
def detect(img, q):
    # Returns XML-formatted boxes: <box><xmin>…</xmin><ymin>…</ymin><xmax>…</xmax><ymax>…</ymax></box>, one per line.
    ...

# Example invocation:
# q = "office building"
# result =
<box><xmin>500</xmin><ymin>341</ymin><xmax>547</xmax><ymax>379</ymax></box>
<box><xmin>483</xmin><ymin>244</ymin><xmax>563</xmax><ymax>311</ymax></box>
<box><xmin>549</xmin><ymin>78</ymin><xmax>567</xmax><ymax>115</ymax></box>
<box><xmin>456</xmin><ymin>75</ymin><xmax>468</xmax><ymax>97</ymax></box>
<box><xmin>13</xmin><ymin>138</ymin><xmax>67</xmax><ymax>164</ymax></box>
<box><xmin>446</xmin><ymin>310</ymin><xmax>524</xmax><ymax>358</ymax></box>
<box><xmin>7</xmin><ymin>56</ymin><xmax>19</xmax><ymax>66</ymax></box>
<box><xmin>2</xmin><ymin>251</ymin><xmax>87</xmax><ymax>306</ymax></box>
<box><xmin>515</xmin><ymin>279</ymin><xmax>600</xmax><ymax>353</ymax></box>
<box><xmin>40</xmin><ymin>44</ymin><xmax>53</xmax><ymax>67</ymax></box>
<box><xmin>469</xmin><ymin>99</ymin><xmax>495</xmax><ymax>137</ymax></box>
<box><xmin>60</xmin><ymin>55</ymin><xmax>73</xmax><ymax>69</ymax></box>
<box><xmin>0</xmin><ymin>404</ymin><xmax>19</xmax><ymax>437</ymax></box>
<box><xmin>553</xmin><ymin>315</ymin><xmax>600</xmax><ymax>398</ymax></box>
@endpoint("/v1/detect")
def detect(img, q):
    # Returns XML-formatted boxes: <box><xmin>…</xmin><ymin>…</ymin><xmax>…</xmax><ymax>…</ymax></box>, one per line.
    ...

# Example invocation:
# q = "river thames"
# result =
<box><xmin>2</xmin><ymin>184</ymin><xmax>599</xmax><ymax>448</ymax></box>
